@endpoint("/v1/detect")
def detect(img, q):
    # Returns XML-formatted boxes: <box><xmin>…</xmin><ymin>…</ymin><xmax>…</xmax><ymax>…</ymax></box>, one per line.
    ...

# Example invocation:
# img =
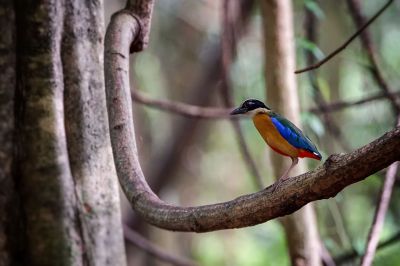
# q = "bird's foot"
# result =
<box><xmin>270</xmin><ymin>174</ymin><xmax>289</xmax><ymax>193</ymax></box>
<box><xmin>271</xmin><ymin>179</ymin><xmax>283</xmax><ymax>193</ymax></box>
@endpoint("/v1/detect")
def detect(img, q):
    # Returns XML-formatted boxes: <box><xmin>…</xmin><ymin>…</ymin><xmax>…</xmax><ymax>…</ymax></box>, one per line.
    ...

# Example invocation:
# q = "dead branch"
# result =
<box><xmin>295</xmin><ymin>0</ymin><xmax>394</xmax><ymax>74</ymax></box>
<box><xmin>104</xmin><ymin>8</ymin><xmax>400</xmax><ymax>232</ymax></box>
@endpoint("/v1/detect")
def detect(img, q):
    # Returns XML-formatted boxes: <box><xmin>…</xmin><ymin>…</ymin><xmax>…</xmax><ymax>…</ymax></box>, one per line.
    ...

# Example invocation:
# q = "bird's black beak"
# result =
<box><xmin>230</xmin><ymin>107</ymin><xmax>247</xmax><ymax>115</ymax></box>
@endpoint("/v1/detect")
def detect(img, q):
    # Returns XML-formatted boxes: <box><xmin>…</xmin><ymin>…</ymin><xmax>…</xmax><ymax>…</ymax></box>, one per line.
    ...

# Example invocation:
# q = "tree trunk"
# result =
<box><xmin>0</xmin><ymin>0</ymin><xmax>19</xmax><ymax>265</ymax></box>
<box><xmin>260</xmin><ymin>1</ymin><xmax>321</xmax><ymax>265</ymax></box>
<box><xmin>13</xmin><ymin>1</ymin><xmax>126</xmax><ymax>265</ymax></box>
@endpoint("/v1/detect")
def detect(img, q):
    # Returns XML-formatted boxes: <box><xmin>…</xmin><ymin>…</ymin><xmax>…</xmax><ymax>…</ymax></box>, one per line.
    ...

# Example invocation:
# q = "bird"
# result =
<box><xmin>230</xmin><ymin>99</ymin><xmax>322</xmax><ymax>185</ymax></box>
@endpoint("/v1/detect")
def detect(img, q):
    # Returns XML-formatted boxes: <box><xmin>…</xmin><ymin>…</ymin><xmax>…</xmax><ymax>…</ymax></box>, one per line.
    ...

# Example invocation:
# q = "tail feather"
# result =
<box><xmin>298</xmin><ymin>149</ymin><xmax>322</xmax><ymax>160</ymax></box>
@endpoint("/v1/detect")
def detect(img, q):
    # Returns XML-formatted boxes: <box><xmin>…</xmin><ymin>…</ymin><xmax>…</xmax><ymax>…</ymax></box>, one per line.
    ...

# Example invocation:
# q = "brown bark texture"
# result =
<box><xmin>260</xmin><ymin>1</ymin><xmax>321</xmax><ymax>265</ymax></box>
<box><xmin>14</xmin><ymin>0</ymin><xmax>125</xmax><ymax>265</ymax></box>
<box><xmin>104</xmin><ymin>6</ymin><xmax>400</xmax><ymax>233</ymax></box>
<box><xmin>0</xmin><ymin>0</ymin><xmax>18</xmax><ymax>265</ymax></box>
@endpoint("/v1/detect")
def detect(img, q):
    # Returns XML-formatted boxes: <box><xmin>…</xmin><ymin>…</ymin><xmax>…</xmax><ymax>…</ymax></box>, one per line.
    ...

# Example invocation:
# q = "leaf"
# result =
<box><xmin>304</xmin><ymin>0</ymin><xmax>325</xmax><ymax>20</ymax></box>
<box><xmin>302</xmin><ymin>112</ymin><xmax>325</xmax><ymax>137</ymax></box>
<box><xmin>297</xmin><ymin>38</ymin><xmax>325</xmax><ymax>61</ymax></box>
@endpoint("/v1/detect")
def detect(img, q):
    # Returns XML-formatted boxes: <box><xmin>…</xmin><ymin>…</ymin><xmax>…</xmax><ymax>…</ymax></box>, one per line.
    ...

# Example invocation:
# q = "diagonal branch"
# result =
<box><xmin>345</xmin><ymin>2</ymin><xmax>400</xmax><ymax>264</ymax></box>
<box><xmin>335</xmin><ymin>231</ymin><xmax>400</xmax><ymax>265</ymax></box>
<box><xmin>360</xmin><ymin>161</ymin><xmax>398</xmax><ymax>266</ymax></box>
<box><xmin>346</xmin><ymin>0</ymin><xmax>400</xmax><ymax>116</ymax></box>
<box><xmin>360</xmin><ymin>116</ymin><xmax>400</xmax><ymax>266</ymax></box>
<box><xmin>104</xmin><ymin>9</ymin><xmax>400</xmax><ymax>233</ymax></box>
<box><xmin>124</xmin><ymin>225</ymin><xmax>198</xmax><ymax>266</ymax></box>
<box><xmin>295</xmin><ymin>0</ymin><xmax>394</xmax><ymax>74</ymax></box>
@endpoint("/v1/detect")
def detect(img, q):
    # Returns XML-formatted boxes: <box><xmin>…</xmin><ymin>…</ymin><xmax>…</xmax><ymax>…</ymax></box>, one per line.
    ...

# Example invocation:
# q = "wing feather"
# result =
<box><xmin>269</xmin><ymin>112</ymin><xmax>321</xmax><ymax>158</ymax></box>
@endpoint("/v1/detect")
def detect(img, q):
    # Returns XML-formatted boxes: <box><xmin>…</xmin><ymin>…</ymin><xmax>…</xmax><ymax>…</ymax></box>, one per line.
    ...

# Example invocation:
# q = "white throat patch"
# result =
<box><xmin>248</xmin><ymin>107</ymin><xmax>270</xmax><ymax>116</ymax></box>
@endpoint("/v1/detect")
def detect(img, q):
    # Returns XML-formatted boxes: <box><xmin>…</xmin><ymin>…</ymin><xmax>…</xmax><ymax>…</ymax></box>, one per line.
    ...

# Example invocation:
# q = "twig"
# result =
<box><xmin>320</xmin><ymin>242</ymin><xmax>336</xmax><ymax>266</ymax></box>
<box><xmin>104</xmin><ymin>5</ymin><xmax>400</xmax><ymax>233</ymax></box>
<box><xmin>346</xmin><ymin>0</ymin><xmax>400</xmax><ymax>115</ymax></box>
<box><xmin>295</xmin><ymin>0</ymin><xmax>394</xmax><ymax>74</ymax></box>
<box><xmin>133</xmin><ymin>89</ymin><xmax>400</xmax><ymax>118</ymax></box>
<box><xmin>221</xmin><ymin>0</ymin><xmax>263</xmax><ymax>188</ymax></box>
<box><xmin>124</xmin><ymin>225</ymin><xmax>198</xmax><ymax>266</ymax></box>
<box><xmin>345</xmin><ymin>2</ymin><xmax>400</xmax><ymax>263</ymax></box>
<box><xmin>135</xmin><ymin>88</ymin><xmax>400</xmax><ymax>118</ymax></box>
<box><xmin>335</xmin><ymin>231</ymin><xmax>400</xmax><ymax>265</ymax></box>
<box><xmin>360</xmin><ymin>160</ymin><xmax>399</xmax><ymax>266</ymax></box>
<box><xmin>132</xmin><ymin>90</ymin><xmax>232</xmax><ymax>119</ymax></box>
<box><xmin>309</xmin><ymin>91</ymin><xmax>400</xmax><ymax>114</ymax></box>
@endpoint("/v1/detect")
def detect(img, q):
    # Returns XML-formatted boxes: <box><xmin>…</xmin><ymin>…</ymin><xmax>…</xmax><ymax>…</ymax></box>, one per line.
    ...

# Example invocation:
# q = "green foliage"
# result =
<box><xmin>304</xmin><ymin>0</ymin><xmax>325</xmax><ymax>19</ymax></box>
<box><xmin>297</xmin><ymin>38</ymin><xmax>325</xmax><ymax>61</ymax></box>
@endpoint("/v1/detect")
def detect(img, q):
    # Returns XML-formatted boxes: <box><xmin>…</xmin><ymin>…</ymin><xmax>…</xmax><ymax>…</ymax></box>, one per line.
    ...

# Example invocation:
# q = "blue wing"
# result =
<box><xmin>270</xmin><ymin>112</ymin><xmax>320</xmax><ymax>156</ymax></box>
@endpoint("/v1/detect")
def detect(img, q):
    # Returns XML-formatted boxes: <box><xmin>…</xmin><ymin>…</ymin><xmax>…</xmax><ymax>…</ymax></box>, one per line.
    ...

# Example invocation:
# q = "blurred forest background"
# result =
<box><xmin>105</xmin><ymin>1</ymin><xmax>400</xmax><ymax>266</ymax></box>
<box><xmin>1</xmin><ymin>0</ymin><xmax>399</xmax><ymax>266</ymax></box>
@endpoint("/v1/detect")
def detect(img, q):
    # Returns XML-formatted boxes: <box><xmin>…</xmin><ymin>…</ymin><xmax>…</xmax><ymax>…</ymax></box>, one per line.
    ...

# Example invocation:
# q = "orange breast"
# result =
<box><xmin>252</xmin><ymin>113</ymin><xmax>299</xmax><ymax>158</ymax></box>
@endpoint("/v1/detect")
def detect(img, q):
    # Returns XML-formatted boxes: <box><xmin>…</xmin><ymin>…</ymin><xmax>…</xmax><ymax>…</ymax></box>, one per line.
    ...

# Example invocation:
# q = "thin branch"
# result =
<box><xmin>346</xmin><ymin>0</ymin><xmax>400</xmax><ymax>115</ymax></box>
<box><xmin>221</xmin><ymin>0</ymin><xmax>263</xmax><ymax>188</ymax></box>
<box><xmin>133</xmin><ymin>87</ymin><xmax>400</xmax><ymax>120</ymax></box>
<box><xmin>137</xmin><ymin>91</ymin><xmax>396</xmax><ymax>123</ymax></box>
<box><xmin>309</xmin><ymin>91</ymin><xmax>400</xmax><ymax>114</ymax></box>
<box><xmin>360</xmin><ymin>160</ymin><xmax>399</xmax><ymax>266</ymax></box>
<box><xmin>327</xmin><ymin>200</ymin><xmax>353</xmax><ymax>250</ymax></box>
<box><xmin>335</xmin><ymin>231</ymin><xmax>400</xmax><ymax>265</ymax></box>
<box><xmin>104</xmin><ymin>10</ymin><xmax>400</xmax><ymax>232</ymax></box>
<box><xmin>295</xmin><ymin>0</ymin><xmax>394</xmax><ymax>74</ymax></box>
<box><xmin>320</xmin><ymin>242</ymin><xmax>336</xmax><ymax>266</ymax></box>
<box><xmin>132</xmin><ymin>90</ymin><xmax>232</xmax><ymax>119</ymax></box>
<box><xmin>345</xmin><ymin>1</ymin><xmax>400</xmax><ymax>263</ymax></box>
<box><xmin>123</xmin><ymin>225</ymin><xmax>198</xmax><ymax>266</ymax></box>
<box><xmin>134</xmin><ymin>88</ymin><xmax>400</xmax><ymax>118</ymax></box>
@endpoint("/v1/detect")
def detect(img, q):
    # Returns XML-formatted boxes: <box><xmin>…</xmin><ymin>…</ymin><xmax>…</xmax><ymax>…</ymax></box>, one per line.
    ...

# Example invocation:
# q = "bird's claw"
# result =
<box><xmin>271</xmin><ymin>179</ymin><xmax>283</xmax><ymax>193</ymax></box>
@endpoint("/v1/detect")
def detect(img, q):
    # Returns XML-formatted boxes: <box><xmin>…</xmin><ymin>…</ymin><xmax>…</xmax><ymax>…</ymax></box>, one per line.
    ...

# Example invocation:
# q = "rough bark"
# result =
<box><xmin>61</xmin><ymin>1</ymin><xmax>126</xmax><ymax>265</ymax></box>
<box><xmin>0</xmin><ymin>0</ymin><xmax>18</xmax><ymax>265</ymax></box>
<box><xmin>15</xmin><ymin>1</ymin><xmax>125</xmax><ymax>265</ymax></box>
<box><xmin>104</xmin><ymin>8</ymin><xmax>400</xmax><ymax>233</ymax></box>
<box><xmin>260</xmin><ymin>1</ymin><xmax>322</xmax><ymax>265</ymax></box>
<box><xmin>126</xmin><ymin>0</ymin><xmax>154</xmax><ymax>52</ymax></box>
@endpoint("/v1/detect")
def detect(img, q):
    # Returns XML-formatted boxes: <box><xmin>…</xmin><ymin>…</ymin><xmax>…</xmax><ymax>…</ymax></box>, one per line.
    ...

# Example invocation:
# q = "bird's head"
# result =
<box><xmin>230</xmin><ymin>99</ymin><xmax>271</xmax><ymax>116</ymax></box>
